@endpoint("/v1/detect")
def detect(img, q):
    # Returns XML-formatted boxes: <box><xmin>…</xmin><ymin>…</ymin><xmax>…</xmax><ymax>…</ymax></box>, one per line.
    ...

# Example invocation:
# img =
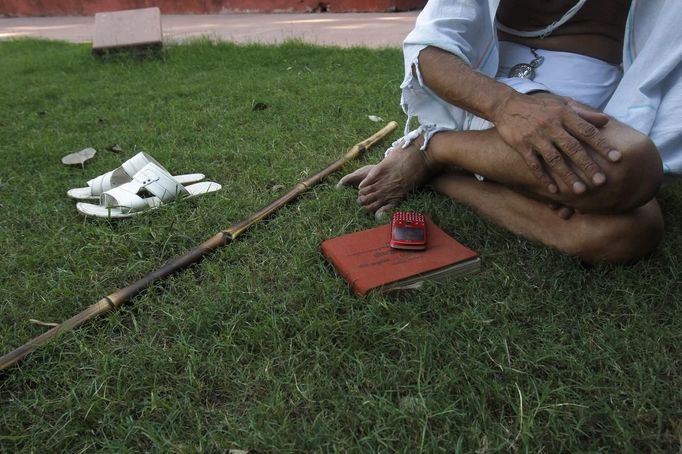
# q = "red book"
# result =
<box><xmin>321</xmin><ymin>218</ymin><xmax>480</xmax><ymax>296</ymax></box>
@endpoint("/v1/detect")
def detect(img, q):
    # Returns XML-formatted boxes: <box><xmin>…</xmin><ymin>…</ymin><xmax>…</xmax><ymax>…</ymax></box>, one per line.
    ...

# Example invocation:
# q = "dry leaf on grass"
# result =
<box><xmin>106</xmin><ymin>144</ymin><xmax>123</xmax><ymax>153</ymax></box>
<box><xmin>62</xmin><ymin>147</ymin><xmax>96</xmax><ymax>166</ymax></box>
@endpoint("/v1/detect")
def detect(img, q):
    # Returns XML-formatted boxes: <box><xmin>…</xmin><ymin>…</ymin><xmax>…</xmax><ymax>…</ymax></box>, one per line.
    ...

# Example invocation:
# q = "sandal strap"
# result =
<box><xmin>86</xmin><ymin>152</ymin><xmax>165</xmax><ymax>196</ymax></box>
<box><xmin>100</xmin><ymin>162</ymin><xmax>188</xmax><ymax>213</ymax></box>
<box><xmin>86</xmin><ymin>170</ymin><xmax>117</xmax><ymax>196</ymax></box>
<box><xmin>121</xmin><ymin>152</ymin><xmax>158</xmax><ymax>175</ymax></box>
<box><xmin>101</xmin><ymin>183</ymin><xmax>155</xmax><ymax>214</ymax></box>
<box><xmin>131</xmin><ymin>163</ymin><xmax>189</xmax><ymax>202</ymax></box>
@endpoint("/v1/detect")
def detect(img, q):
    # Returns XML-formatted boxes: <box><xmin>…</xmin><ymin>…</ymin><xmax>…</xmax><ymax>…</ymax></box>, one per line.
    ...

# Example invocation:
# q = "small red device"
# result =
<box><xmin>389</xmin><ymin>211</ymin><xmax>427</xmax><ymax>250</ymax></box>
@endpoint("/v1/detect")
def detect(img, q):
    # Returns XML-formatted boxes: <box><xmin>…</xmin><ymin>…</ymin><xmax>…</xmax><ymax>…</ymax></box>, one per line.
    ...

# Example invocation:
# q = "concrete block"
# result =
<box><xmin>1</xmin><ymin>0</ymin><xmax>426</xmax><ymax>16</ymax></box>
<box><xmin>92</xmin><ymin>7</ymin><xmax>162</xmax><ymax>55</ymax></box>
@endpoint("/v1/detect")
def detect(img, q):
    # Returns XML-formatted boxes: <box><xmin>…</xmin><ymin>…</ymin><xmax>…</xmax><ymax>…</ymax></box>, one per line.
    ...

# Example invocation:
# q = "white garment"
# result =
<box><xmin>400</xmin><ymin>0</ymin><xmax>682</xmax><ymax>176</ymax></box>
<box><xmin>496</xmin><ymin>42</ymin><xmax>622</xmax><ymax>110</ymax></box>
<box><xmin>605</xmin><ymin>0</ymin><xmax>682</xmax><ymax>175</ymax></box>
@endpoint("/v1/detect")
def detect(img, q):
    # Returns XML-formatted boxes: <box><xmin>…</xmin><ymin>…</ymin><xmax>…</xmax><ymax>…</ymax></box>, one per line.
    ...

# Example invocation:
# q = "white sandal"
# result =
<box><xmin>67</xmin><ymin>152</ymin><xmax>205</xmax><ymax>200</ymax></box>
<box><xmin>75</xmin><ymin>162</ymin><xmax>221</xmax><ymax>218</ymax></box>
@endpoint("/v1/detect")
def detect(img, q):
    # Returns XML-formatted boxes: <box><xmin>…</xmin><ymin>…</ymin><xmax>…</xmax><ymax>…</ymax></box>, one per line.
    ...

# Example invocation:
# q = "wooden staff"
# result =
<box><xmin>0</xmin><ymin>121</ymin><xmax>398</xmax><ymax>371</ymax></box>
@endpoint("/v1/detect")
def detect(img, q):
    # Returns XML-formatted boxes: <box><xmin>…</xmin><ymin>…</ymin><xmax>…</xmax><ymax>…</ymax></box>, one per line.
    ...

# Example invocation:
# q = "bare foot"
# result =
<box><xmin>339</xmin><ymin>139</ymin><xmax>438</xmax><ymax>218</ymax></box>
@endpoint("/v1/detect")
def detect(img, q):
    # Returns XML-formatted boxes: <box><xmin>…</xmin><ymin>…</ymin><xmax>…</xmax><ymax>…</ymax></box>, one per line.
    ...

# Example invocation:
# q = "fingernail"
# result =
<box><xmin>548</xmin><ymin>184</ymin><xmax>558</xmax><ymax>194</ymax></box>
<box><xmin>573</xmin><ymin>181</ymin><xmax>587</xmax><ymax>194</ymax></box>
<box><xmin>592</xmin><ymin>172</ymin><xmax>606</xmax><ymax>185</ymax></box>
<box><xmin>608</xmin><ymin>150</ymin><xmax>622</xmax><ymax>162</ymax></box>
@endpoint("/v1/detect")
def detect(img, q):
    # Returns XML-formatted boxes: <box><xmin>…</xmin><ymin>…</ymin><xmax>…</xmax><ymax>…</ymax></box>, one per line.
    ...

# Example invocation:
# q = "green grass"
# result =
<box><xmin>0</xmin><ymin>38</ymin><xmax>681</xmax><ymax>452</ymax></box>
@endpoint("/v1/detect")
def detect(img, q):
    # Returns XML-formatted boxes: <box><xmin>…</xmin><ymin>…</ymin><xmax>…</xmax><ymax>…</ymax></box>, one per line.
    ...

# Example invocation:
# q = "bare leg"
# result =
<box><xmin>427</xmin><ymin>117</ymin><xmax>663</xmax><ymax>213</ymax></box>
<box><xmin>432</xmin><ymin>171</ymin><xmax>664</xmax><ymax>264</ymax></box>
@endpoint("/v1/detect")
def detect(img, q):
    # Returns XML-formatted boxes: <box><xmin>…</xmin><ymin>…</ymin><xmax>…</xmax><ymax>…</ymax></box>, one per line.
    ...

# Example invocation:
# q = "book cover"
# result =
<box><xmin>321</xmin><ymin>218</ymin><xmax>480</xmax><ymax>296</ymax></box>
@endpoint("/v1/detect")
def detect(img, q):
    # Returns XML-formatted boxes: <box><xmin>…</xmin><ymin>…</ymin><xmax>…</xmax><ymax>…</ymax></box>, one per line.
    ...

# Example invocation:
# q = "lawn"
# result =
<box><xmin>0</xmin><ymin>39</ymin><xmax>680</xmax><ymax>452</ymax></box>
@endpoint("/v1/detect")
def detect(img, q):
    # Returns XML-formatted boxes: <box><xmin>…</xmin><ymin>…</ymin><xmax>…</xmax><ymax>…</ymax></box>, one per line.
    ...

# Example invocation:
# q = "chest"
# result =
<box><xmin>496</xmin><ymin>0</ymin><xmax>630</xmax><ymax>29</ymax></box>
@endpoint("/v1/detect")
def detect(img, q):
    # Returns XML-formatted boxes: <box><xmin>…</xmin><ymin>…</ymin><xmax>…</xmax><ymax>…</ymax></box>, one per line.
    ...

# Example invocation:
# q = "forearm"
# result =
<box><xmin>417</xmin><ymin>46</ymin><xmax>517</xmax><ymax>121</ymax></box>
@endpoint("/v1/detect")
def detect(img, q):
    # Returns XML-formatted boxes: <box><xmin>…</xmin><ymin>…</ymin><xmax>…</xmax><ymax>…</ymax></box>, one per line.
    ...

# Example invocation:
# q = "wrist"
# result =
<box><xmin>420</xmin><ymin>134</ymin><xmax>445</xmax><ymax>174</ymax></box>
<box><xmin>490</xmin><ymin>86</ymin><xmax>519</xmax><ymax>124</ymax></box>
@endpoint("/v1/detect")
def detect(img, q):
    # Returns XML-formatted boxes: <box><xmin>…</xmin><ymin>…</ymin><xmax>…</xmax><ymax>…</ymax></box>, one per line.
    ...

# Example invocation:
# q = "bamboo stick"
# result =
<box><xmin>0</xmin><ymin>122</ymin><xmax>398</xmax><ymax>372</ymax></box>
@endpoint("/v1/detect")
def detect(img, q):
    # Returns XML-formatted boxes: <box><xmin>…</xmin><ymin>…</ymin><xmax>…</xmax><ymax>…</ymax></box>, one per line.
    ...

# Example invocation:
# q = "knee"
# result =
<box><xmin>564</xmin><ymin>128</ymin><xmax>662</xmax><ymax>215</ymax></box>
<box><xmin>615</xmin><ymin>134</ymin><xmax>663</xmax><ymax>211</ymax></box>
<box><xmin>569</xmin><ymin>201</ymin><xmax>664</xmax><ymax>264</ymax></box>
<box><xmin>601</xmin><ymin>132</ymin><xmax>663</xmax><ymax>213</ymax></box>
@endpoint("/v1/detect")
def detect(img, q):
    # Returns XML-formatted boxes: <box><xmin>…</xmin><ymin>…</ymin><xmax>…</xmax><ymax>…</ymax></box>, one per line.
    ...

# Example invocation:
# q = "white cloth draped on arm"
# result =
<box><xmin>603</xmin><ymin>0</ymin><xmax>682</xmax><ymax>176</ymax></box>
<box><xmin>399</xmin><ymin>0</ymin><xmax>500</xmax><ymax>138</ymax></box>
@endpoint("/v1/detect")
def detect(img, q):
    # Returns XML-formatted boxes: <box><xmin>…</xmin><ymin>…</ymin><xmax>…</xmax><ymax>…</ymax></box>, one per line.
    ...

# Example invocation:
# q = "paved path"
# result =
<box><xmin>0</xmin><ymin>12</ymin><xmax>418</xmax><ymax>48</ymax></box>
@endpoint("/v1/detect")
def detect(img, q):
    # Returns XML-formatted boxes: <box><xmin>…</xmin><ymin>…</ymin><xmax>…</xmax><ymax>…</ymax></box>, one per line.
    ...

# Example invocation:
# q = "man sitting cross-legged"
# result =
<box><xmin>339</xmin><ymin>0</ymin><xmax>681</xmax><ymax>264</ymax></box>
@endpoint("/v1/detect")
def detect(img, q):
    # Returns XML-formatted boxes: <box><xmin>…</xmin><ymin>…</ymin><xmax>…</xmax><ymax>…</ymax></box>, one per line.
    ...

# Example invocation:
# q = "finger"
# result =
<box><xmin>548</xmin><ymin>202</ymin><xmax>575</xmax><ymax>219</ymax></box>
<box><xmin>363</xmin><ymin>198</ymin><xmax>387</xmax><ymax>214</ymax></box>
<box><xmin>535</xmin><ymin>141</ymin><xmax>587</xmax><ymax>194</ymax></box>
<box><xmin>336</xmin><ymin>165</ymin><xmax>373</xmax><ymax>188</ymax></box>
<box><xmin>566</xmin><ymin>100</ymin><xmax>609</xmax><ymax>128</ymax></box>
<box><xmin>554</xmin><ymin>132</ymin><xmax>607</xmax><ymax>186</ymax></box>
<box><xmin>357</xmin><ymin>191</ymin><xmax>378</xmax><ymax>207</ymax></box>
<box><xmin>337</xmin><ymin>167</ymin><xmax>369</xmax><ymax>188</ymax></box>
<box><xmin>364</xmin><ymin>195</ymin><xmax>398</xmax><ymax>214</ymax></box>
<box><xmin>557</xmin><ymin>206</ymin><xmax>575</xmax><ymax>220</ymax></box>
<box><xmin>564</xmin><ymin>115</ymin><xmax>622</xmax><ymax>163</ymax></box>
<box><xmin>358</xmin><ymin>165</ymin><xmax>383</xmax><ymax>189</ymax></box>
<box><xmin>358</xmin><ymin>181</ymin><xmax>377</xmax><ymax>197</ymax></box>
<box><xmin>375</xmin><ymin>204</ymin><xmax>395</xmax><ymax>221</ymax></box>
<box><xmin>522</xmin><ymin>148</ymin><xmax>559</xmax><ymax>194</ymax></box>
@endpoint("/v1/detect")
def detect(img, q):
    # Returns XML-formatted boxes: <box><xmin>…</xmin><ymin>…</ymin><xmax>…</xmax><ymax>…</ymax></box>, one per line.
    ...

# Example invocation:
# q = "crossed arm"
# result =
<box><xmin>417</xmin><ymin>46</ymin><xmax>622</xmax><ymax>194</ymax></box>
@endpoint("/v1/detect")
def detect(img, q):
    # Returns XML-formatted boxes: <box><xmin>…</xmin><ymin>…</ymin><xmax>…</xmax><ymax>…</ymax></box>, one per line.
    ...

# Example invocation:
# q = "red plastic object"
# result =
<box><xmin>389</xmin><ymin>211</ymin><xmax>427</xmax><ymax>251</ymax></box>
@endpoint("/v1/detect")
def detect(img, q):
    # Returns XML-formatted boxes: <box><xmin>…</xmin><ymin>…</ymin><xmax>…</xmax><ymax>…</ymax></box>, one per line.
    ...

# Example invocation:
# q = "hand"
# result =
<box><xmin>493</xmin><ymin>92</ymin><xmax>622</xmax><ymax>195</ymax></box>
<box><xmin>337</xmin><ymin>164</ymin><xmax>396</xmax><ymax>219</ymax></box>
<box><xmin>337</xmin><ymin>142</ymin><xmax>435</xmax><ymax>220</ymax></box>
